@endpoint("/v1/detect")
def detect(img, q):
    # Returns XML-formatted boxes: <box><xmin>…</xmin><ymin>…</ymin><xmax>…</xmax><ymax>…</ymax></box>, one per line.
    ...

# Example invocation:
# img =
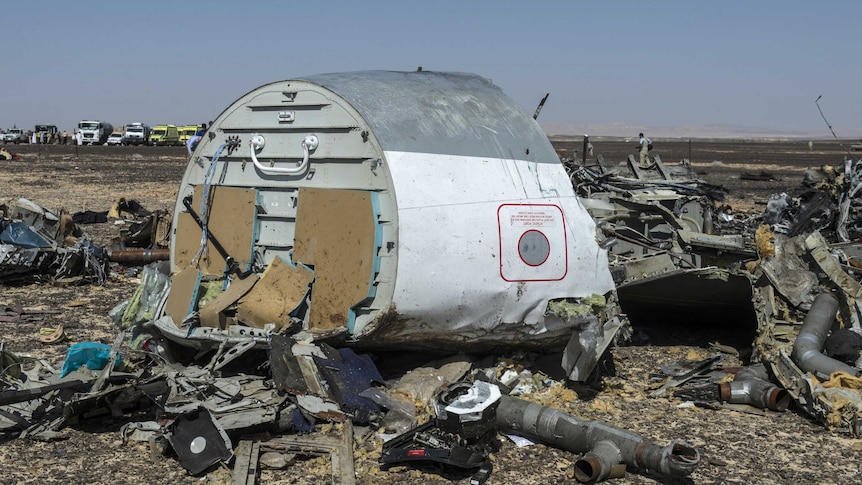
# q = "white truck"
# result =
<box><xmin>123</xmin><ymin>123</ymin><xmax>150</xmax><ymax>146</ymax></box>
<box><xmin>1</xmin><ymin>127</ymin><xmax>27</xmax><ymax>144</ymax></box>
<box><xmin>77</xmin><ymin>120</ymin><xmax>114</xmax><ymax>145</ymax></box>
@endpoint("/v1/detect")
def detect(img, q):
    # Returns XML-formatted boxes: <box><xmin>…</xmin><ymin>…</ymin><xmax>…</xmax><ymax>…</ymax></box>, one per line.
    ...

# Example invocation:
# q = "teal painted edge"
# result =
<box><xmin>185</xmin><ymin>269</ymin><xmax>203</xmax><ymax>336</ymax></box>
<box><xmin>288</xmin><ymin>260</ymin><xmax>314</xmax><ymax>316</ymax></box>
<box><xmin>221</xmin><ymin>189</ymin><xmax>260</xmax><ymax>291</ymax></box>
<box><xmin>187</xmin><ymin>270</ymin><xmax>203</xmax><ymax>316</ymax></box>
<box><xmin>250</xmin><ymin>189</ymin><xmax>261</xmax><ymax>271</ymax></box>
<box><xmin>348</xmin><ymin>191</ymin><xmax>383</xmax><ymax>334</ymax></box>
<box><xmin>368</xmin><ymin>191</ymin><xmax>383</xmax><ymax>299</ymax></box>
<box><xmin>284</xmin><ymin>250</ymin><xmax>298</xmax><ymax>269</ymax></box>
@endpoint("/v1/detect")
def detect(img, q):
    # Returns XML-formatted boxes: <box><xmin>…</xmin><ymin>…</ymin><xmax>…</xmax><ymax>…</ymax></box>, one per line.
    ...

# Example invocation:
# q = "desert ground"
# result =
<box><xmin>0</xmin><ymin>139</ymin><xmax>860</xmax><ymax>484</ymax></box>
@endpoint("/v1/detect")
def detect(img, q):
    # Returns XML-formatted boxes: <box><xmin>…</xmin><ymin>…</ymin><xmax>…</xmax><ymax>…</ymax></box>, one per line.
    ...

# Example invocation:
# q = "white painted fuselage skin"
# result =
<box><xmin>371</xmin><ymin>150</ymin><xmax>614</xmax><ymax>344</ymax></box>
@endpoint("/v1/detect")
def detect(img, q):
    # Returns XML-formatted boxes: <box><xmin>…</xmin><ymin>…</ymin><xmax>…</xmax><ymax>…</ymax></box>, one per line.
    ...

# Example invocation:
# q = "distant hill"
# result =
<box><xmin>539</xmin><ymin>122</ymin><xmax>859</xmax><ymax>140</ymax></box>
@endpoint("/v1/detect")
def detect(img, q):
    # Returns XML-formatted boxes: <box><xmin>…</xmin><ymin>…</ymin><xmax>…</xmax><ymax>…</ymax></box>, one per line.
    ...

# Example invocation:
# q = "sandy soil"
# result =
<box><xmin>0</xmin><ymin>140</ymin><xmax>859</xmax><ymax>484</ymax></box>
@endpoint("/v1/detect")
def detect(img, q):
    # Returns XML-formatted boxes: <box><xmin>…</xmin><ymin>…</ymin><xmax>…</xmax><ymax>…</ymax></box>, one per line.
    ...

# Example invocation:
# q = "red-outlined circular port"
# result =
<box><xmin>518</xmin><ymin>230</ymin><xmax>550</xmax><ymax>266</ymax></box>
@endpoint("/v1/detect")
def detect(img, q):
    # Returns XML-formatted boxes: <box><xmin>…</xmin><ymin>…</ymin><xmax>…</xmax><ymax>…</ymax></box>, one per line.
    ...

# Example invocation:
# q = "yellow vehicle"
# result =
<box><xmin>148</xmin><ymin>124</ymin><xmax>180</xmax><ymax>146</ymax></box>
<box><xmin>178</xmin><ymin>125</ymin><xmax>199</xmax><ymax>146</ymax></box>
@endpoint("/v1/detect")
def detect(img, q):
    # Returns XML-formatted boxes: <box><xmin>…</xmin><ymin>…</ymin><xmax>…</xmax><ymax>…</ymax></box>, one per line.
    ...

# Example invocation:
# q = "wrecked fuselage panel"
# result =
<box><xmin>150</xmin><ymin>71</ymin><xmax>616</xmax><ymax>379</ymax></box>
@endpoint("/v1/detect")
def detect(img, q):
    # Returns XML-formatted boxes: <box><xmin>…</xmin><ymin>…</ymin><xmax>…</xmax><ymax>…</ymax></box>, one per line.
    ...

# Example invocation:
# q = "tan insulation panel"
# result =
<box><xmin>173</xmin><ymin>185</ymin><xmax>257</xmax><ymax>275</ymax></box>
<box><xmin>164</xmin><ymin>267</ymin><xmax>201</xmax><ymax>326</ymax></box>
<box><xmin>293</xmin><ymin>188</ymin><xmax>374</xmax><ymax>330</ymax></box>
<box><xmin>199</xmin><ymin>274</ymin><xmax>260</xmax><ymax>329</ymax></box>
<box><xmin>236</xmin><ymin>257</ymin><xmax>314</xmax><ymax>329</ymax></box>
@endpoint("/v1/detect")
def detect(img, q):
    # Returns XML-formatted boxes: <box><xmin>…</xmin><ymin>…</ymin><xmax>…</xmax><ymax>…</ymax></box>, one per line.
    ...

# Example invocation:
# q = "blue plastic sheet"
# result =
<box><xmin>60</xmin><ymin>342</ymin><xmax>121</xmax><ymax>377</ymax></box>
<box><xmin>0</xmin><ymin>221</ymin><xmax>52</xmax><ymax>249</ymax></box>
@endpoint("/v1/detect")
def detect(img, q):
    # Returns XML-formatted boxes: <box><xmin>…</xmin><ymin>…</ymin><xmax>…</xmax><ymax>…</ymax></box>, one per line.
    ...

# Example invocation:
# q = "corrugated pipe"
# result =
<box><xmin>719</xmin><ymin>364</ymin><xmax>790</xmax><ymax>411</ymax></box>
<box><xmin>495</xmin><ymin>395</ymin><xmax>700</xmax><ymax>483</ymax></box>
<box><xmin>791</xmin><ymin>293</ymin><xmax>860</xmax><ymax>380</ymax></box>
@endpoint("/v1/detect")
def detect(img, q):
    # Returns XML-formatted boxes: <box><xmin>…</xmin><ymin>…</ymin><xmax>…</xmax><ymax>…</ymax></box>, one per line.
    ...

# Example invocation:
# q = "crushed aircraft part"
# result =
<box><xmin>494</xmin><ymin>394</ymin><xmax>701</xmax><ymax>482</ymax></box>
<box><xmin>380</xmin><ymin>420</ymin><xmax>491</xmax><ymax>473</ymax></box>
<box><xmin>267</xmin><ymin>335</ymin><xmax>383</xmax><ymax>423</ymax></box>
<box><xmin>156</xmin><ymin>70</ymin><xmax>614</xmax><ymax>363</ymax></box>
<box><xmin>564</xmin><ymin>152</ymin><xmax>862</xmax><ymax>436</ymax></box>
<box><xmin>650</xmin><ymin>354</ymin><xmax>723</xmax><ymax>398</ymax></box>
<box><xmin>381</xmin><ymin>381</ymin><xmax>499</xmax><ymax>482</ymax></box>
<box><xmin>568</xmin><ymin>159</ymin><xmax>756</xmax><ymax>333</ymax></box>
<box><xmin>718</xmin><ymin>364</ymin><xmax>791</xmax><ymax>412</ymax></box>
<box><xmin>749</xmin><ymin>170</ymin><xmax>862</xmax><ymax>434</ymax></box>
<box><xmin>115</xmin><ymin>209</ymin><xmax>171</xmax><ymax>249</ymax></box>
<box><xmin>0</xmin><ymin>198</ymin><xmax>107</xmax><ymax>285</ymax></box>
<box><xmin>108</xmin><ymin>197</ymin><xmax>151</xmax><ymax>219</ymax></box>
<box><xmin>110</xmin><ymin>262</ymin><xmax>171</xmax><ymax>333</ymax></box>
<box><xmin>312</xmin><ymin>347</ymin><xmax>384</xmax><ymax>424</ymax></box>
<box><xmin>791</xmin><ymin>292</ymin><xmax>859</xmax><ymax>379</ymax></box>
<box><xmin>825</xmin><ymin>328</ymin><xmax>862</xmax><ymax>365</ymax></box>
<box><xmin>434</xmin><ymin>381</ymin><xmax>501</xmax><ymax>440</ymax></box>
<box><xmin>165</xmin><ymin>407</ymin><xmax>233</xmax><ymax>475</ymax></box>
<box><xmin>245</xmin><ymin>422</ymin><xmax>356</xmax><ymax>485</ymax></box>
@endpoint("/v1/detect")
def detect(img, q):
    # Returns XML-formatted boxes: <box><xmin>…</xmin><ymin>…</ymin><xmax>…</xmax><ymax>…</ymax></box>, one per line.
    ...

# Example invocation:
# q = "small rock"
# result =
<box><xmin>707</xmin><ymin>455</ymin><xmax>727</xmax><ymax>467</ymax></box>
<box><xmin>259</xmin><ymin>452</ymin><xmax>296</xmax><ymax>469</ymax></box>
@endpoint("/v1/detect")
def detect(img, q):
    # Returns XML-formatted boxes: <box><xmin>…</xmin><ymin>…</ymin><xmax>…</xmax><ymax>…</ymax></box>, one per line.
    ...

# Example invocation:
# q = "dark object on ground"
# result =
<box><xmin>825</xmin><ymin>328</ymin><xmax>862</xmax><ymax>365</ymax></box>
<box><xmin>740</xmin><ymin>170</ymin><xmax>779</xmax><ymax>181</ymax></box>
<box><xmin>166</xmin><ymin>407</ymin><xmax>233</xmax><ymax>475</ymax></box>
<box><xmin>72</xmin><ymin>211</ymin><xmax>108</xmax><ymax>224</ymax></box>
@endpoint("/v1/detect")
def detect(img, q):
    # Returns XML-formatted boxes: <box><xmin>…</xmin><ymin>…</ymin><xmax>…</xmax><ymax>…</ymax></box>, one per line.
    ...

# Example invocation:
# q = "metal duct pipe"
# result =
<box><xmin>791</xmin><ymin>293</ymin><xmax>860</xmax><ymax>380</ymax></box>
<box><xmin>577</xmin><ymin>440</ymin><xmax>626</xmax><ymax>482</ymax></box>
<box><xmin>719</xmin><ymin>365</ymin><xmax>790</xmax><ymax>411</ymax></box>
<box><xmin>495</xmin><ymin>395</ymin><xmax>700</xmax><ymax>482</ymax></box>
<box><xmin>108</xmin><ymin>248</ymin><xmax>170</xmax><ymax>264</ymax></box>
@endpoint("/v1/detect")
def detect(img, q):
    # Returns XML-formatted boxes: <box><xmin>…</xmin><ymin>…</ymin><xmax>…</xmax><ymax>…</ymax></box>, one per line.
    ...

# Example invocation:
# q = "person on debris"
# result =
<box><xmin>186</xmin><ymin>123</ymin><xmax>207</xmax><ymax>156</ymax></box>
<box><xmin>638</xmin><ymin>132</ymin><xmax>652</xmax><ymax>167</ymax></box>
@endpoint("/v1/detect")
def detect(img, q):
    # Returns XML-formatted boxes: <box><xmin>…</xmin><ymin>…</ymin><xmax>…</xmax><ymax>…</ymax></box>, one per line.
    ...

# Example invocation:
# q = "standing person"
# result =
<box><xmin>638</xmin><ymin>132</ymin><xmax>652</xmax><ymax>168</ymax></box>
<box><xmin>187</xmin><ymin>123</ymin><xmax>207</xmax><ymax>155</ymax></box>
<box><xmin>75</xmin><ymin>130</ymin><xmax>83</xmax><ymax>146</ymax></box>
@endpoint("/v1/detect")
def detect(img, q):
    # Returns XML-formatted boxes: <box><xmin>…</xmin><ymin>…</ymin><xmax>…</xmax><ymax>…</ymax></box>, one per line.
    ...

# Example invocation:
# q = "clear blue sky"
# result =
<box><xmin>3</xmin><ymin>1</ymin><xmax>861</xmax><ymax>137</ymax></box>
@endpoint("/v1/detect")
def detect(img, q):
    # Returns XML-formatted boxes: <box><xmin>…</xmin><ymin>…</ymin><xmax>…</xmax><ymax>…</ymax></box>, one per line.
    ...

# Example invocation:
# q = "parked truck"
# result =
<box><xmin>77</xmin><ymin>120</ymin><xmax>113</xmax><ymax>145</ymax></box>
<box><xmin>123</xmin><ymin>123</ymin><xmax>151</xmax><ymax>146</ymax></box>
<box><xmin>148</xmin><ymin>124</ymin><xmax>179</xmax><ymax>146</ymax></box>
<box><xmin>1</xmin><ymin>127</ymin><xmax>27</xmax><ymax>144</ymax></box>
<box><xmin>34</xmin><ymin>125</ymin><xmax>59</xmax><ymax>144</ymax></box>
<box><xmin>178</xmin><ymin>125</ymin><xmax>198</xmax><ymax>147</ymax></box>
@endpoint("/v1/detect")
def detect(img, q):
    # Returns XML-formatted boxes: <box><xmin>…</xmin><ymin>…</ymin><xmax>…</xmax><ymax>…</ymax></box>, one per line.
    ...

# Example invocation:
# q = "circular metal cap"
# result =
<box><xmin>518</xmin><ymin>230</ymin><xmax>550</xmax><ymax>266</ymax></box>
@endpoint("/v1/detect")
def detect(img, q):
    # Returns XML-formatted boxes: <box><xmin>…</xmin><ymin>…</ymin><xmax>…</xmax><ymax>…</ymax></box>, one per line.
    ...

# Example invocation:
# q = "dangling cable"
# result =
<box><xmin>191</xmin><ymin>142</ymin><xmax>231</xmax><ymax>267</ymax></box>
<box><xmin>815</xmin><ymin>95</ymin><xmax>851</xmax><ymax>157</ymax></box>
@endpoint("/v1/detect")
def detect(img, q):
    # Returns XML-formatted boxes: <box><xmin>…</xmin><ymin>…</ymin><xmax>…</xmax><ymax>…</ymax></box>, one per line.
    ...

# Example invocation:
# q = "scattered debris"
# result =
<box><xmin>7</xmin><ymin>71</ymin><xmax>862</xmax><ymax>483</ymax></box>
<box><xmin>1</xmin><ymin>198</ymin><xmax>107</xmax><ymax>285</ymax></box>
<box><xmin>0</xmin><ymin>147</ymin><xmax>20</xmax><ymax>161</ymax></box>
